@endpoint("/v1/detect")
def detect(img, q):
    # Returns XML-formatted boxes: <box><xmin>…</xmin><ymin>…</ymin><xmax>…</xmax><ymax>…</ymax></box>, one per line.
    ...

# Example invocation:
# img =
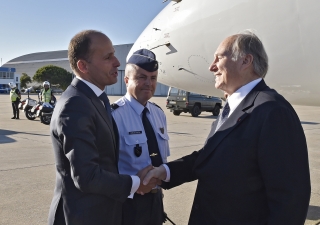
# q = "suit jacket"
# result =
<box><xmin>163</xmin><ymin>80</ymin><xmax>311</xmax><ymax>225</ymax></box>
<box><xmin>48</xmin><ymin>78</ymin><xmax>132</xmax><ymax>225</ymax></box>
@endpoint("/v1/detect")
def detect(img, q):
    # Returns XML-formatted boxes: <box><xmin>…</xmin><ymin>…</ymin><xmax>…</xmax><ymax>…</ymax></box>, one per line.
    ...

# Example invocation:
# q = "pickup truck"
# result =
<box><xmin>166</xmin><ymin>87</ymin><xmax>222</xmax><ymax>117</ymax></box>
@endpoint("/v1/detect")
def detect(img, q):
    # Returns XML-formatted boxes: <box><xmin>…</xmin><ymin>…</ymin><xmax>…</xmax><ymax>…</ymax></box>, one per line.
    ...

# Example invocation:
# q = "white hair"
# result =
<box><xmin>229</xmin><ymin>30</ymin><xmax>269</xmax><ymax>78</ymax></box>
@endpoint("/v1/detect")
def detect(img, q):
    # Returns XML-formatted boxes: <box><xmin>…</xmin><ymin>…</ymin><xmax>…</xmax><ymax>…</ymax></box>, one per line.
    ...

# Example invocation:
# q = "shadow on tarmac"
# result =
<box><xmin>306</xmin><ymin>205</ymin><xmax>320</xmax><ymax>220</ymax></box>
<box><xmin>301</xmin><ymin>121</ymin><xmax>320</xmax><ymax>125</ymax></box>
<box><xmin>0</xmin><ymin>129</ymin><xmax>50</xmax><ymax>144</ymax></box>
<box><xmin>173</xmin><ymin>114</ymin><xmax>219</xmax><ymax>119</ymax></box>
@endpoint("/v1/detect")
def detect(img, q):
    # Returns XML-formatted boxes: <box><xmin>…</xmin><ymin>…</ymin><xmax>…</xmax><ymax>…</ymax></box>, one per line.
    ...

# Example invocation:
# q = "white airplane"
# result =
<box><xmin>128</xmin><ymin>0</ymin><xmax>320</xmax><ymax>106</ymax></box>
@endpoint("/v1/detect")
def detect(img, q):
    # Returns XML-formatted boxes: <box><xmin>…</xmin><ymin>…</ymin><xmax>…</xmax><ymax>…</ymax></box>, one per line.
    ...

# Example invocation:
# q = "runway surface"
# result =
<box><xmin>0</xmin><ymin>94</ymin><xmax>319</xmax><ymax>225</ymax></box>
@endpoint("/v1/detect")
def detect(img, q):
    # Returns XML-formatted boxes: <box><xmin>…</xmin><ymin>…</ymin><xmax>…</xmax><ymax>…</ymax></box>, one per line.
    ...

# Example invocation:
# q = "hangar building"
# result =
<box><xmin>0</xmin><ymin>67</ymin><xmax>21</xmax><ymax>93</ymax></box>
<box><xmin>2</xmin><ymin>44</ymin><xmax>169</xmax><ymax>96</ymax></box>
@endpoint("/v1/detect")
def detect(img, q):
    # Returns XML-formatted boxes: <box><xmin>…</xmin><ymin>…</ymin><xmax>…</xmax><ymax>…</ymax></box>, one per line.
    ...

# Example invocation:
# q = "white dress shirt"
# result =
<box><xmin>227</xmin><ymin>78</ymin><xmax>262</xmax><ymax>117</ymax></box>
<box><xmin>76</xmin><ymin>77</ymin><xmax>140</xmax><ymax>197</ymax></box>
<box><xmin>163</xmin><ymin>78</ymin><xmax>262</xmax><ymax>182</ymax></box>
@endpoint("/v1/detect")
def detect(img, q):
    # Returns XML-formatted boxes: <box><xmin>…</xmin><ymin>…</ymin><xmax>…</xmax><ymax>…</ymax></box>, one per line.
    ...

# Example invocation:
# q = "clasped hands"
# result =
<box><xmin>136</xmin><ymin>165</ymin><xmax>167</xmax><ymax>195</ymax></box>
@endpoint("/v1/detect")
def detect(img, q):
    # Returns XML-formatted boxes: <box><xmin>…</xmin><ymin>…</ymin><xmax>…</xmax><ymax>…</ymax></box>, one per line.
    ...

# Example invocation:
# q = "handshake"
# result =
<box><xmin>135</xmin><ymin>165</ymin><xmax>167</xmax><ymax>195</ymax></box>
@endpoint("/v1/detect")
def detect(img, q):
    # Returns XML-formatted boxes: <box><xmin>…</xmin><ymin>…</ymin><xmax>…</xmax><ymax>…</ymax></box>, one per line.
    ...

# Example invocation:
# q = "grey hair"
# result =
<box><xmin>229</xmin><ymin>30</ymin><xmax>268</xmax><ymax>78</ymax></box>
<box><xmin>125</xmin><ymin>63</ymin><xmax>139</xmax><ymax>78</ymax></box>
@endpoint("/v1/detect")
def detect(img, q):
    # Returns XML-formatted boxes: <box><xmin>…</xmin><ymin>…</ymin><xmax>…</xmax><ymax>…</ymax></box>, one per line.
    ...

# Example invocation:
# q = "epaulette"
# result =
<box><xmin>151</xmin><ymin>102</ymin><xmax>163</xmax><ymax>111</ymax></box>
<box><xmin>111</xmin><ymin>103</ymin><xmax>119</xmax><ymax>110</ymax></box>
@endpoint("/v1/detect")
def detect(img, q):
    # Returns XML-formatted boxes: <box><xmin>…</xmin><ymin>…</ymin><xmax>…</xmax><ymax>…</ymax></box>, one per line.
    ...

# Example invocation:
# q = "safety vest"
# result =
<box><xmin>10</xmin><ymin>89</ymin><xmax>19</xmax><ymax>102</ymax></box>
<box><xmin>42</xmin><ymin>88</ymin><xmax>52</xmax><ymax>103</ymax></box>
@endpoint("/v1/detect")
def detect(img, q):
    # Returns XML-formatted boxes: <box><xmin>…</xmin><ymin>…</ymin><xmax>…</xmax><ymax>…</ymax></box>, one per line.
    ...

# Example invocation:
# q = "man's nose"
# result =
<box><xmin>114</xmin><ymin>57</ymin><xmax>120</xmax><ymax>67</ymax></box>
<box><xmin>145</xmin><ymin>78</ymin><xmax>151</xmax><ymax>85</ymax></box>
<box><xmin>209</xmin><ymin>62</ymin><xmax>217</xmax><ymax>72</ymax></box>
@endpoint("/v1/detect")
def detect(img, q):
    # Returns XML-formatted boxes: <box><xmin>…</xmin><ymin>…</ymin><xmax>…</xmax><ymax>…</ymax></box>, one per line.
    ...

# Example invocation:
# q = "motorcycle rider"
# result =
<box><xmin>40</xmin><ymin>81</ymin><xmax>55</xmax><ymax>105</ymax></box>
<box><xmin>9</xmin><ymin>82</ymin><xmax>21</xmax><ymax>119</ymax></box>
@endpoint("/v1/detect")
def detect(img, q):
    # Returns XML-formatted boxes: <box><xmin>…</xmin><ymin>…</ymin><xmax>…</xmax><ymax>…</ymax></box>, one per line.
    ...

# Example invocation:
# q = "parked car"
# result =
<box><xmin>166</xmin><ymin>87</ymin><xmax>222</xmax><ymax>117</ymax></box>
<box><xmin>0</xmin><ymin>84</ymin><xmax>10</xmax><ymax>93</ymax></box>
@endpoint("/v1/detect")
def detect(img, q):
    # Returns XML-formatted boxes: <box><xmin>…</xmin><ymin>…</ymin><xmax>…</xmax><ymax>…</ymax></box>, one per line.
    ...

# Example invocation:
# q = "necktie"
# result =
<box><xmin>142</xmin><ymin>108</ymin><xmax>163</xmax><ymax>167</ymax></box>
<box><xmin>215</xmin><ymin>101</ymin><xmax>230</xmax><ymax>132</ymax></box>
<box><xmin>99</xmin><ymin>92</ymin><xmax>112</xmax><ymax>122</ymax></box>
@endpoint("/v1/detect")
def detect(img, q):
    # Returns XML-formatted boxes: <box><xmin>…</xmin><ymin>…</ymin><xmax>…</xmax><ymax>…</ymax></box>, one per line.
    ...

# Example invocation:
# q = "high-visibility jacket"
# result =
<box><xmin>10</xmin><ymin>89</ymin><xmax>19</xmax><ymax>102</ymax></box>
<box><xmin>42</xmin><ymin>88</ymin><xmax>52</xmax><ymax>103</ymax></box>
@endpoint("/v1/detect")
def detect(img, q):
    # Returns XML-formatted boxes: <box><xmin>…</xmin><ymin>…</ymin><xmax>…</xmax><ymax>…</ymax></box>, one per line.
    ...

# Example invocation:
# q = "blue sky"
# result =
<box><xmin>0</xmin><ymin>0</ymin><xmax>169</xmax><ymax>65</ymax></box>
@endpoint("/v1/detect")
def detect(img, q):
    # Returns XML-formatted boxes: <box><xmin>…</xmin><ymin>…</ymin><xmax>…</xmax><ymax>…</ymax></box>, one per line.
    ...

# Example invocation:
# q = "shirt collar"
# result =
<box><xmin>76</xmin><ymin>76</ymin><xmax>104</xmax><ymax>97</ymax></box>
<box><xmin>227</xmin><ymin>78</ymin><xmax>262</xmax><ymax>115</ymax></box>
<box><xmin>125</xmin><ymin>93</ymin><xmax>150</xmax><ymax>116</ymax></box>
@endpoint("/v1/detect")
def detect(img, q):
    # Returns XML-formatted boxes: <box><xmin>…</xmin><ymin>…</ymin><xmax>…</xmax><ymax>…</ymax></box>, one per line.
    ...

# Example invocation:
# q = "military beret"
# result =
<box><xmin>127</xmin><ymin>49</ymin><xmax>158</xmax><ymax>72</ymax></box>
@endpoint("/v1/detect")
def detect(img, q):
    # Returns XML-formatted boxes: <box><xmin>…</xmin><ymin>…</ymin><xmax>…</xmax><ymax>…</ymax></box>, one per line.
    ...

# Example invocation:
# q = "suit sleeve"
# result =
<box><xmin>258</xmin><ymin>106</ymin><xmax>311</xmax><ymax>224</ymax></box>
<box><xmin>55</xmin><ymin>96</ymin><xmax>132</xmax><ymax>203</ymax></box>
<box><xmin>162</xmin><ymin>150</ymin><xmax>200</xmax><ymax>189</ymax></box>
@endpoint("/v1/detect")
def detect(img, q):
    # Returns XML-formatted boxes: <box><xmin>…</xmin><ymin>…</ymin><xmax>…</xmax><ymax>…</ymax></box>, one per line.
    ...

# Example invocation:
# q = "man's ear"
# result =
<box><xmin>124</xmin><ymin>76</ymin><xmax>129</xmax><ymax>85</ymax></box>
<box><xmin>77</xmin><ymin>59</ymin><xmax>88</xmax><ymax>74</ymax></box>
<box><xmin>241</xmin><ymin>54</ymin><xmax>253</xmax><ymax>70</ymax></box>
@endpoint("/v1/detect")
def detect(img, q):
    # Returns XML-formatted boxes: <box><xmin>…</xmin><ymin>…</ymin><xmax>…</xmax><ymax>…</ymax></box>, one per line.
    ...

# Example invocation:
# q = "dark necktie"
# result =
<box><xmin>142</xmin><ymin>108</ymin><xmax>163</xmax><ymax>167</ymax></box>
<box><xmin>215</xmin><ymin>101</ymin><xmax>230</xmax><ymax>132</ymax></box>
<box><xmin>99</xmin><ymin>92</ymin><xmax>112</xmax><ymax>122</ymax></box>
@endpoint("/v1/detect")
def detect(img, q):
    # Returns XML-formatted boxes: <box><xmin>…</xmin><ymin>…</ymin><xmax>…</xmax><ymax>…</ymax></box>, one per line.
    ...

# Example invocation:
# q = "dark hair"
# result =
<box><xmin>68</xmin><ymin>30</ymin><xmax>105</xmax><ymax>71</ymax></box>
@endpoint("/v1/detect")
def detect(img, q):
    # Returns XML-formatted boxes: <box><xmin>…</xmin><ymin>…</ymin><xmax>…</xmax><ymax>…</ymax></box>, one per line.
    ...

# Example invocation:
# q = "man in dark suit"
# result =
<box><xmin>143</xmin><ymin>31</ymin><xmax>311</xmax><ymax>224</ymax></box>
<box><xmin>48</xmin><ymin>30</ymin><xmax>158</xmax><ymax>225</ymax></box>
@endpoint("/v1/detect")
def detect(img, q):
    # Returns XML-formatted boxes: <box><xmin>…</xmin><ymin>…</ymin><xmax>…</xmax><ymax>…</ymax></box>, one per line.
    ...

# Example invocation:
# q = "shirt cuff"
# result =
<box><xmin>129</xmin><ymin>175</ymin><xmax>140</xmax><ymax>198</ymax></box>
<box><xmin>162</xmin><ymin>164</ymin><xmax>171</xmax><ymax>182</ymax></box>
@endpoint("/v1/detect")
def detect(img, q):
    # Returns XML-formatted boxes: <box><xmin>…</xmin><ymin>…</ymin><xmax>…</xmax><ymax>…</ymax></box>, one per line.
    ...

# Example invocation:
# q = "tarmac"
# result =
<box><xmin>0</xmin><ymin>93</ymin><xmax>319</xmax><ymax>225</ymax></box>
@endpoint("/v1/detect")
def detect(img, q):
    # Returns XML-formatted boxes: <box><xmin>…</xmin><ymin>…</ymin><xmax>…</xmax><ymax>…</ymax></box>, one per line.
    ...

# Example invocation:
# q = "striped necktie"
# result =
<box><xmin>215</xmin><ymin>101</ymin><xmax>230</xmax><ymax>132</ymax></box>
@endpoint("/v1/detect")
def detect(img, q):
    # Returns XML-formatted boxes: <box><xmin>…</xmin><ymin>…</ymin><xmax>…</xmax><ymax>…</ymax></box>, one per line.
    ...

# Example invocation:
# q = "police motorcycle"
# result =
<box><xmin>30</xmin><ymin>100</ymin><xmax>42</xmax><ymax>121</ymax></box>
<box><xmin>35</xmin><ymin>81</ymin><xmax>56</xmax><ymax>125</ymax></box>
<box><xmin>38</xmin><ymin>96</ymin><xmax>56</xmax><ymax>125</ymax></box>
<box><xmin>18</xmin><ymin>87</ymin><xmax>38</xmax><ymax>120</ymax></box>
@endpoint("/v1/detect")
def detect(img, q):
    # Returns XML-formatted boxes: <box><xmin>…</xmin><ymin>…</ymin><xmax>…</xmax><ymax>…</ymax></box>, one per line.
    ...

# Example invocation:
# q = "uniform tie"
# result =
<box><xmin>99</xmin><ymin>92</ymin><xmax>112</xmax><ymax>122</ymax></box>
<box><xmin>215</xmin><ymin>101</ymin><xmax>230</xmax><ymax>132</ymax></box>
<box><xmin>142</xmin><ymin>108</ymin><xmax>163</xmax><ymax>167</ymax></box>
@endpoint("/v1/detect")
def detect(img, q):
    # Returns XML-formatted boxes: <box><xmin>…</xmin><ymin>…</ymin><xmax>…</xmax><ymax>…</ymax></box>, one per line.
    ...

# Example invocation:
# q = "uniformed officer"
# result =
<box><xmin>40</xmin><ymin>81</ymin><xmax>55</xmax><ymax>103</ymax></box>
<box><xmin>112</xmin><ymin>49</ymin><xmax>170</xmax><ymax>225</ymax></box>
<box><xmin>8</xmin><ymin>82</ymin><xmax>21</xmax><ymax>119</ymax></box>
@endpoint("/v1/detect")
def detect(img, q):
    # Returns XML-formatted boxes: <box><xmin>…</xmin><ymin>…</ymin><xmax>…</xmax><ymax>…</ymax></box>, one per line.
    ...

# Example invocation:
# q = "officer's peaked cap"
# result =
<box><xmin>127</xmin><ymin>49</ymin><xmax>158</xmax><ymax>72</ymax></box>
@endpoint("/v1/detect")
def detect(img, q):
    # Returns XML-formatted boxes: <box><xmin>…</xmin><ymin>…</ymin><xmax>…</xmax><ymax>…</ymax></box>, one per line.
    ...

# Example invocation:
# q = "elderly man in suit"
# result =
<box><xmin>143</xmin><ymin>31</ymin><xmax>311</xmax><ymax>225</ymax></box>
<box><xmin>48</xmin><ymin>30</ymin><xmax>158</xmax><ymax>225</ymax></box>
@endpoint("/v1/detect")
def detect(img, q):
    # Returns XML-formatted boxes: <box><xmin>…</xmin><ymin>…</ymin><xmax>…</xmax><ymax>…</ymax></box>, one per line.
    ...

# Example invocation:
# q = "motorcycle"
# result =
<box><xmin>37</xmin><ymin>95</ymin><xmax>56</xmax><ymax>125</ymax></box>
<box><xmin>38</xmin><ymin>102</ymin><xmax>55</xmax><ymax>125</ymax></box>
<box><xmin>18</xmin><ymin>88</ymin><xmax>38</xmax><ymax>120</ymax></box>
<box><xmin>30</xmin><ymin>92</ymin><xmax>56</xmax><ymax>125</ymax></box>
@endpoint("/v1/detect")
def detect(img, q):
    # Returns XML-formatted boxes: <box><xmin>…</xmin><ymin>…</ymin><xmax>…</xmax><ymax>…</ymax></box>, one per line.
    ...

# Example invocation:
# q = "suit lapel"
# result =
<box><xmin>71</xmin><ymin>78</ymin><xmax>117</xmax><ymax>149</ymax></box>
<box><xmin>194</xmin><ymin>80</ymin><xmax>268</xmax><ymax>168</ymax></box>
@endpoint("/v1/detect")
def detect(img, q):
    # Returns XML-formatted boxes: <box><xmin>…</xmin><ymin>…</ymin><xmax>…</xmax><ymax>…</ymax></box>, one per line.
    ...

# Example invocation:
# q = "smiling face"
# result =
<box><xmin>209</xmin><ymin>36</ymin><xmax>244</xmax><ymax>95</ymax></box>
<box><xmin>125</xmin><ymin>64</ymin><xmax>158</xmax><ymax>106</ymax></box>
<box><xmin>77</xmin><ymin>34</ymin><xmax>120</xmax><ymax>90</ymax></box>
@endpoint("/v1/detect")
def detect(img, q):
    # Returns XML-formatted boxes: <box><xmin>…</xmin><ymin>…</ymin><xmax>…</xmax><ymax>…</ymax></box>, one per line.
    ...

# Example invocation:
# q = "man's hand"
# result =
<box><xmin>143</xmin><ymin>165</ymin><xmax>167</xmax><ymax>186</ymax></box>
<box><xmin>136</xmin><ymin>165</ymin><xmax>161</xmax><ymax>195</ymax></box>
